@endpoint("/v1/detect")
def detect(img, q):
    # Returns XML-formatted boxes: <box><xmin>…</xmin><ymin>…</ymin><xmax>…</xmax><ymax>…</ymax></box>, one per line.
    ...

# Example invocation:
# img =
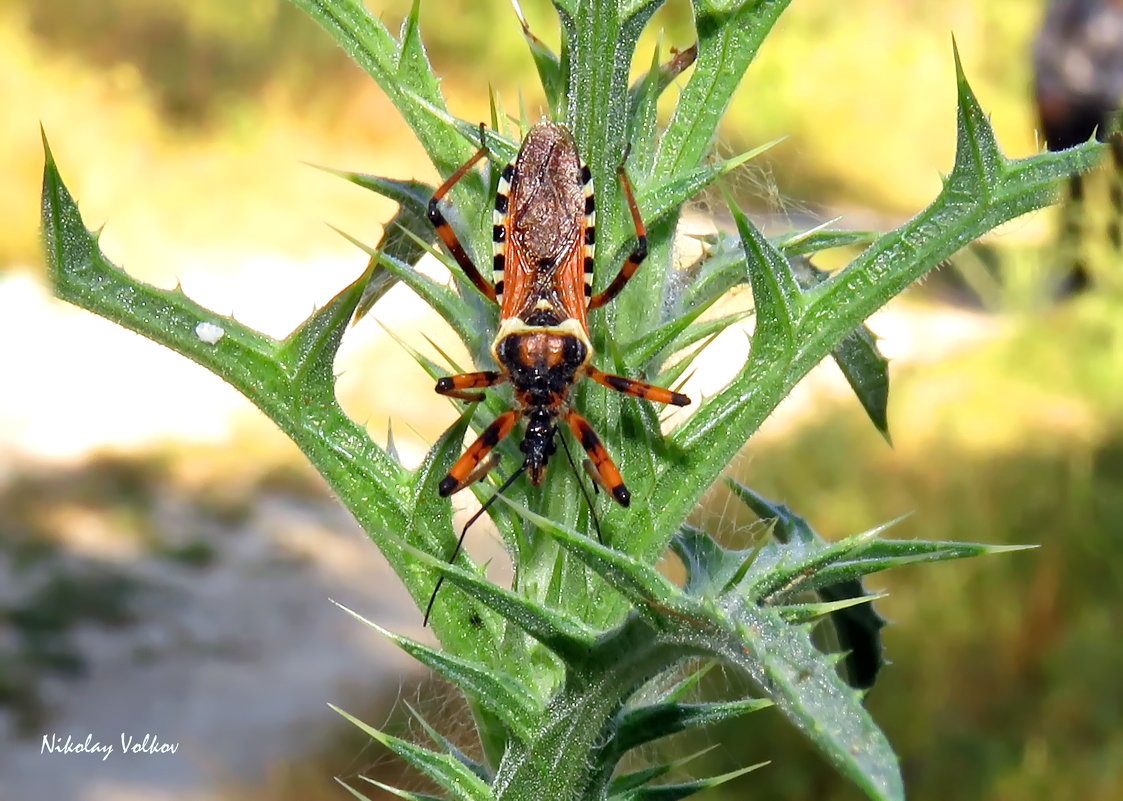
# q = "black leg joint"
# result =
<box><xmin>632</xmin><ymin>235</ymin><xmax>648</xmax><ymax>264</ymax></box>
<box><xmin>438</xmin><ymin>475</ymin><xmax>458</xmax><ymax>496</ymax></box>
<box><xmin>427</xmin><ymin>198</ymin><xmax>444</xmax><ymax>226</ymax></box>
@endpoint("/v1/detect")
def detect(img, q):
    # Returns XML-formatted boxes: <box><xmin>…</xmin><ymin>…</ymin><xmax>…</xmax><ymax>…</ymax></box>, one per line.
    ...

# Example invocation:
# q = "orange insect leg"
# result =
<box><xmin>565</xmin><ymin>409</ymin><xmax>630</xmax><ymax>506</ymax></box>
<box><xmin>588</xmin><ymin>164</ymin><xmax>646</xmax><ymax>310</ymax></box>
<box><xmin>586</xmin><ymin>367</ymin><xmax>690</xmax><ymax>407</ymax></box>
<box><xmin>435</xmin><ymin>370</ymin><xmax>506</xmax><ymax>402</ymax></box>
<box><xmin>439</xmin><ymin>410</ymin><xmax>520</xmax><ymax>496</ymax></box>
<box><xmin>428</xmin><ymin>123</ymin><xmax>498</xmax><ymax>303</ymax></box>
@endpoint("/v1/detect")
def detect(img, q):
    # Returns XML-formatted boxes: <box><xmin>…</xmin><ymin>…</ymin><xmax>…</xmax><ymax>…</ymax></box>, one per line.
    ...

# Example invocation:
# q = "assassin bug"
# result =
<box><xmin>424</xmin><ymin>121</ymin><xmax>690</xmax><ymax>623</ymax></box>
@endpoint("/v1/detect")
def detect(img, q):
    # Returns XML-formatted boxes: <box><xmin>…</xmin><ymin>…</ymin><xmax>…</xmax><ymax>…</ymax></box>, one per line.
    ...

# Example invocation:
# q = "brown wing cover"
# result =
<box><xmin>499</xmin><ymin>122</ymin><xmax>588</xmax><ymax>330</ymax></box>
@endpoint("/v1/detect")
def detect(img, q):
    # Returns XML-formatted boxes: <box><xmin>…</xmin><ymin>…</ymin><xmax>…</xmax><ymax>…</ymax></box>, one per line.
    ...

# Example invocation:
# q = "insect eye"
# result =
<box><xmin>564</xmin><ymin>336</ymin><xmax>587</xmax><ymax>364</ymax></box>
<box><xmin>496</xmin><ymin>335</ymin><xmax>518</xmax><ymax>364</ymax></box>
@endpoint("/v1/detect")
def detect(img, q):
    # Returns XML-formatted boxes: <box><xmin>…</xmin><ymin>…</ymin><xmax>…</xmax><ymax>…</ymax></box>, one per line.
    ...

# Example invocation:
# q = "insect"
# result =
<box><xmin>424</xmin><ymin>121</ymin><xmax>690</xmax><ymax>623</ymax></box>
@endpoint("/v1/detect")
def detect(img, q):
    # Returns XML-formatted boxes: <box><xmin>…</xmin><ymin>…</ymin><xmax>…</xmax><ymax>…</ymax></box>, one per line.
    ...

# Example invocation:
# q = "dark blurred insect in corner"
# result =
<box><xmin>1033</xmin><ymin>0</ymin><xmax>1123</xmax><ymax>292</ymax></box>
<box><xmin>422</xmin><ymin>121</ymin><xmax>690</xmax><ymax>624</ymax></box>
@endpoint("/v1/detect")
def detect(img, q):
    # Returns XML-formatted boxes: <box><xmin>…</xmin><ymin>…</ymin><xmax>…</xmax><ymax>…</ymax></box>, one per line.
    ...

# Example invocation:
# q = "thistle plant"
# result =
<box><xmin>40</xmin><ymin>1</ymin><xmax>1104</xmax><ymax>800</ymax></box>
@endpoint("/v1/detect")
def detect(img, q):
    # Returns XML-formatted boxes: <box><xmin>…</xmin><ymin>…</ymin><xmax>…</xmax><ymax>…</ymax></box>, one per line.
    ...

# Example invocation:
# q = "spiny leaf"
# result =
<box><xmin>627</xmin><ymin>42</ymin><xmax>698</xmax><ymax>176</ymax></box>
<box><xmin>379</xmin><ymin>321</ymin><xmax>448</xmax><ymax>383</ymax></box>
<box><xmin>813</xmin><ymin>578</ymin><xmax>890</xmax><ymax>690</ymax></box>
<box><xmin>638</xmin><ymin>143</ymin><xmax>780</xmax><ymax>236</ymax></box>
<box><xmin>721</xmin><ymin>604</ymin><xmax>903</xmax><ymax>801</ymax></box>
<box><xmin>832</xmin><ymin>324</ymin><xmax>892</xmax><ymax>442</ymax></box>
<box><xmin>615</xmin><ymin>762</ymin><xmax>769</xmax><ymax>801</ymax></box>
<box><xmin>279</xmin><ymin>261</ymin><xmax>372</xmax><ymax>396</ymax></box>
<box><xmin>357</xmin><ymin>776</ymin><xmax>447</xmax><ymax>801</ymax></box>
<box><xmin>623</xmin><ymin>299</ymin><xmax>712</xmax><ymax>370</ymax></box>
<box><xmin>334</xmin><ymin>227</ymin><xmax>488</xmax><ymax>353</ymax></box>
<box><xmin>385</xmin><ymin>536</ymin><xmax>597</xmax><ymax>664</ymax></box>
<box><xmin>307</xmin><ymin>169</ymin><xmax>437</xmax><ymax>322</ymax></box>
<box><xmin>726</xmin><ymin>189</ymin><xmax>802</xmax><ymax>359</ymax></box>
<box><xmin>655</xmin><ymin>0</ymin><xmax>792</xmax><ymax>181</ymax></box>
<box><xmin>393</xmin><ymin>82</ymin><xmax>520</xmax><ymax>164</ymax></box>
<box><xmin>671</xmin><ymin>525</ymin><xmax>760</xmax><ymax>598</ymax></box>
<box><xmin>724</xmin><ymin>480</ymin><xmax>816</xmax><ymax>545</ymax></box>
<box><xmin>777</xmin><ymin>224</ymin><xmax>878</xmax><ymax>258</ymax></box>
<box><xmin>351</xmin><ymin>260</ymin><xmax>400</xmax><ymax>325</ymax></box>
<box><xmin>330</xmin><ymin>705</ymin><xmax>493</xmax><ymax>801</ymax></box>
<box><xmin>335</xmin><ymin>603</ymin><xmax>535</xmax><ymax>740</ymax></box>
<box><xmin>335</xmin><ymin>777</ymin><xmax>380</xmax><ymax>801</ymax></box>
<box><xmin>658</xmin><ymin>58</ymin><xmax>1103</xmax><ymax>581</ymax></box>
<box><xmin>607</xmin><ymin>746</ymin><xmax>716</xmax><ymax>796</ymax></box>
<box><xmin>612</xmin><ymin>697</ymin><xmax>772</xmax><ymax>754</ymax></box>
<box><xmin>806</xmin><ymin>539</ymin><xmax>1034</xmax><ymax>591</ymax></box>
<box><xmin>652</xmin><ymin>333</ymin><xmax>719</xmax><ymax>388</ymax></box>
<box><xmin>657</xmin><ymin>661</ymin><xmax>717</xmax><ymax>703</ymax></box>
<box><xmin>42</xmin><ymin>132</ymin><xmax>277</xmax><ymax>381</ymax></box>
<box><xmin>777</xmin><ymin>593</ymin><xmax>888</xmax><ymax>625</ymax></box>
<box><xmin>948</xmin><ymin>38</ymin><xmax>1004</xmax><ymax>189</ymax></box>
<box><xmin>313</xmin><ymin>167</ymin><xmax>433</xmax><ymax>215</ymax></box>
<box><xmin>403</xmin><ymin>701</ymin><xmax>491</xmax><ymax>783</ymax></box>
<box><xmin>671</xmin><ymin>311</ymin><xmax>751</xmax><ymax>355</ymax></box>
<box><xmin>786</xmin><ymin>254</ymin><xmax>891</xmax><ymax>440</ymax></box>
<box><xmin>688</xmin><ymin>488</ymin><xmax>889</xmax><ymax>689</ymax></box>
<box><xmin>675</xmin><ymin>232</ymin><xmax>747</xmax><ymax>313</ymax></box>
<box><xmin>626</xmin><ymin>39</ymin><xmax>669</xmax><ymax>177</ymax></box>
<box><xmin>42</xmin><ymin>132</ymin><xmax>413</xmax><ymax>522</ymax></box>
<box><xmin>288</xmin><ymin>0</ymin><xmax>484</xmax><ymax>187</ymax></box>
<box><xmin>745</xmin><ymin>518</ymin><xmax>904</xmax><ymax>601</ymax></box>
<box><xmin>513</xmin><ymin>0</ymin><xmax>566</xmax><ymax>114</ymax></box>
<box><xmin>497</xmin><ymin>495</ymin><xmax>685</xmax><ymax>614</ymax></box>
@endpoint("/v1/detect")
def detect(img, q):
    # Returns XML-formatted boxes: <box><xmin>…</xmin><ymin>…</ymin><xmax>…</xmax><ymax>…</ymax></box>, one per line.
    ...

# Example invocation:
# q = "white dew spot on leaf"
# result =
<box><xmin>195</xmin><ymin>321</ymin><xmax>225</xmax><ymax>345</ymax></box>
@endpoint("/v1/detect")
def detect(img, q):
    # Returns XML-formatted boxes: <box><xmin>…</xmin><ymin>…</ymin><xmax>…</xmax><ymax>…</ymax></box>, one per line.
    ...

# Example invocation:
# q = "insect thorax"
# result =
<box><xmin>492</xmin><ymin>316</ymin><xmax>590</xmax><ymax>410</ymax></box>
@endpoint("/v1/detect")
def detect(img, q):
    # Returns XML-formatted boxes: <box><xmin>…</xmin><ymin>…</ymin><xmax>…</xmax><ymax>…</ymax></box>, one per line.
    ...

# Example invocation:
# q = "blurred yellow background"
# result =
<box><xmin>1</xmin><ymin>1</ymin><xmax>1120</xmax><ymax>801</ymax></box>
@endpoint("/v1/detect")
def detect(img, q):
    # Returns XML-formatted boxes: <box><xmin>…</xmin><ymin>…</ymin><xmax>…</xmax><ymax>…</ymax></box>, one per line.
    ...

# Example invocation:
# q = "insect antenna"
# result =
<box><xmin>558</xmin><ymin>429</ymin><xmax>603</xmax><ymax>543</ymax></box>
<box><xmin>424</xmin><ymin>463</ymin><xmax>527</xmax><ymax>626</ymax></box>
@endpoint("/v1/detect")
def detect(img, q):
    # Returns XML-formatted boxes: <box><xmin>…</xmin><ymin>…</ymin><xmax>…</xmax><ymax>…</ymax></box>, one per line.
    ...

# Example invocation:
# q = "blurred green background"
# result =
<box><xmin>1</xmin><ymin>1</ymin><xmax>1120</xmax><ymax>800</ymax></box>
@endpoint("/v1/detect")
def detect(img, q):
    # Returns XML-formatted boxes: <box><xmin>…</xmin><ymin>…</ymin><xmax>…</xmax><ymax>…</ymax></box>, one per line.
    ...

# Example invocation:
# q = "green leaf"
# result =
<box><xmin>403</xmin><ymin>701</ymin><xmax>491</xmax><ymax>783</ymax></box>
<box><xmin>332</xmin><ymin>226</ymin><xmax>484</xmax><ymax>351</ymax></box>
<box><xmin>331</xmin><ymin>704</ymin><xmax>493</xmax><ymax>801</ymax></box>
<box><xmin>726</xmin><ymin>188</ymin><xmax>802</xmax><ymax>359</ymax></box>
<box><xmin>513</xmin><ymin>0</ymin><xmax>567</xmax><ymax>115</ymax></box>
<box><xmin>607</xmin><ymin>747</ymin><xmax>716</xmax><ymax>796</ymax></box>
<box><xmin>386</xmin><ymin>536</ymin><xmax>597</xmax><ymax>665</ymax></box>
<box><xmin>832</xmin><ymin>324</ymin><xmax>892</xmax><ymax>442</ymax></box>
<box><xmin>786</xmin><ymin>255</ymin><xmax>891</xmax><ymax>439</ymax></box>
<box><xmin>721</xmin><ymin>606</ymin><xmax>903</xmax><ymax>801</ymax></box>
<box><xmin>612</xmin><ymin>697</ymin><xmax>772</xmax><ymax>754</ymax></box>
<box><xmin>615</xmin><ymin>763</ymin><xmax>769</xmax><ymax>801</ymax></box>
<box><xmin>278</xmin><ymin>262</ymin><xmax>371</xmax><ymax>397</ymax></box>
<box><xmin>811</xmin><ymin>579</ymin><xmax>889</xmax><ymax>690</ymax></box>
<box><xmin>49</xmin><ymin>4</ymin><xmax>1105</xmax><ymax>799</ymax></box>
<box><xmin>652</xmin><ymin>57</ymin><xmax>1104</xmax><ymax>566</ymax></box>
<box><xmin>287</xmin><ymin>0</ymin><xmax>483</xmax><ymax>186</ymax></box>
<box><xmin>671</xmin><ymin>525</ymin><xmax>760</xmax><ymax>598</ymax></box>
<box><xmin>41</xmin><ymin>132</ymin><xmax>413</xmax><ymax>533</ymax></box>
<box><xmin>777</xmin><ymin>225</ymin><xmax>878</xmax><ymax>258</ymax></box>
<box><xmin>675</xmin><ymin>233</ymin><xmax>747</xmax><ymax>312</ymax></box>
<box><xmin>776</xmin><ymin>592</ymin><xmax>888</xmax><ymax>625</ymax></box>
<box><xmin>807</xmin><ymin>538</ymin><xmax>1032</xmax><ymax>590</ymax></box>
<box><xmin>655</xmin><ymin>0</ymin><xmax>792</xmax><ymax>182</ymax></box>
<box><xmin>335</xmin><ymin>603</ymin><xmax>537</xmax><ymax>741</ymax></box>
<box><xmin>355</xmin><ymin>776</ymin><xmax>447</xmax><ymax>801</ymax></box>
<box><xmin>308</xmin><ymin>169</ymin><xmax>436</xmax><ymax>322</ymax></box>
<box><xmin>622</xmin><ymin>301</ymin><xmax>711</xmax><ymax>371</ymax></box>
<box><xmin>335</xmin><ymin>777</ymin><xmax>381</xmax><ymax>801</ymax></box>
<box><xmin>498</xmin><ymin>496</ymin><xmax>687</xmax><ymax>619</ymax></box>
<box><xmin>627</xmin><ymin>42</ymin><xmax>698</xmax><ymax>176</ymax></box>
